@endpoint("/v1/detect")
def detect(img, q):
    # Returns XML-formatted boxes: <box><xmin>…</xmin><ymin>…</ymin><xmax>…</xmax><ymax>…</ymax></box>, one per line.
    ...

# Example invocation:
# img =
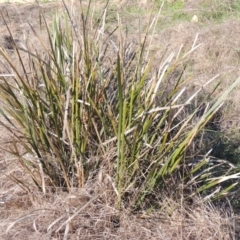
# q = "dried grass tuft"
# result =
<box><xmin>0</xmin><ymin>176</ymin><xmax>236</xmax><ymax>239</ymax></box>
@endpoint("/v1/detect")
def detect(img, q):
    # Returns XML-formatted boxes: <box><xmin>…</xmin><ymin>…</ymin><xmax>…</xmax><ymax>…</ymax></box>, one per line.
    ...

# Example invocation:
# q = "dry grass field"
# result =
<box><xmin>0</xmin><ymin>0</ymin><xmax>240</xmax><ymax>239</ymax></box>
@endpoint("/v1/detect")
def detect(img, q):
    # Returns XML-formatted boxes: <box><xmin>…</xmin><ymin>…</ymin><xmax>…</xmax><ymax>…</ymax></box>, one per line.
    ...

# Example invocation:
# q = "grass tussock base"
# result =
<box><xmin>0</xmin><ymin>181</ymin><xmax>235</xmax><ymax>240</ymax></box>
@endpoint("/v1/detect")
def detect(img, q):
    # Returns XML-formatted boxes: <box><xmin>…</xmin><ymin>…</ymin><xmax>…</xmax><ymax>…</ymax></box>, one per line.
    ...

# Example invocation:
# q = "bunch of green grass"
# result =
<box><xmin>0</xmin><ymin>0</ymin><xmax>239</xmax><ymax>209</ymax></box>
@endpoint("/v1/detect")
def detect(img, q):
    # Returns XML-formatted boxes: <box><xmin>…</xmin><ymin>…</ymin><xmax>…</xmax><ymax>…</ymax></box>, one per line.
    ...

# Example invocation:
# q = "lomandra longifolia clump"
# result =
<box><xmin>0</xmin><ymin>1</ymin><xmax>239</xmax><ymax>209</ymax></box>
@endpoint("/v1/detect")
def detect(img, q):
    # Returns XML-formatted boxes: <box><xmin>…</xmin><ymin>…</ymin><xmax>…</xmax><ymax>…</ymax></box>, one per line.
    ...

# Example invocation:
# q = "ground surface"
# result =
<box><xmin>0</xmin><ymin>1</ymin><xmax>240</xmax><ymax>239</ymax></box>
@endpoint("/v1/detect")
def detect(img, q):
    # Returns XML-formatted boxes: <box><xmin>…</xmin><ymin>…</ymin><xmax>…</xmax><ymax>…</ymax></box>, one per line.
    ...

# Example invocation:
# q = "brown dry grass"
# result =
<box><xmin>0</xmin><ymin>1</ymin><xmax>240</xmax><ymax>239</ymax></box>
<box><xmin>0</xmin><ymin>185</ymin><xmax>236</xmax><ymax>239</ymax></box>
<box><xmin>0</xmin><ymin>172</ymin><xmax>236</xmax><ymax>239</ymax></box>
<box><xmin>149</xmin><ymin>19</ymin><xmax>240</xmax><ymax>132</ymax></box>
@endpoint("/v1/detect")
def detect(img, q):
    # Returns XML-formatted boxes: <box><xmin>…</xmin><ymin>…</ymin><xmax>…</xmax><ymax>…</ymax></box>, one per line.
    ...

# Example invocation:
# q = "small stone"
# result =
<box><xmin>191</xmin><ymin>15</ymin><xmax>198</xmax><ymax>23</ymax></box>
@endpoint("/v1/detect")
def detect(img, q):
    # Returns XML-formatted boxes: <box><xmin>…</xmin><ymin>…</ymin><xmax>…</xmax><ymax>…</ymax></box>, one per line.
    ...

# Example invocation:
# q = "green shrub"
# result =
<box><xmin>0</xmin><ymin>1</ymin><xmax>239</xmax><ymax>210</ymax></box>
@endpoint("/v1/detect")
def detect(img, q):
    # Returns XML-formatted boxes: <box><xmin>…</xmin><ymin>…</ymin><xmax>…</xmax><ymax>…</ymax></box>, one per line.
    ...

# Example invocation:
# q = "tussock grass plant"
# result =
<box><xmin>0</xmin><ymin>0</ymin><xmax>239</xmax><ymax>210</ymax></box>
